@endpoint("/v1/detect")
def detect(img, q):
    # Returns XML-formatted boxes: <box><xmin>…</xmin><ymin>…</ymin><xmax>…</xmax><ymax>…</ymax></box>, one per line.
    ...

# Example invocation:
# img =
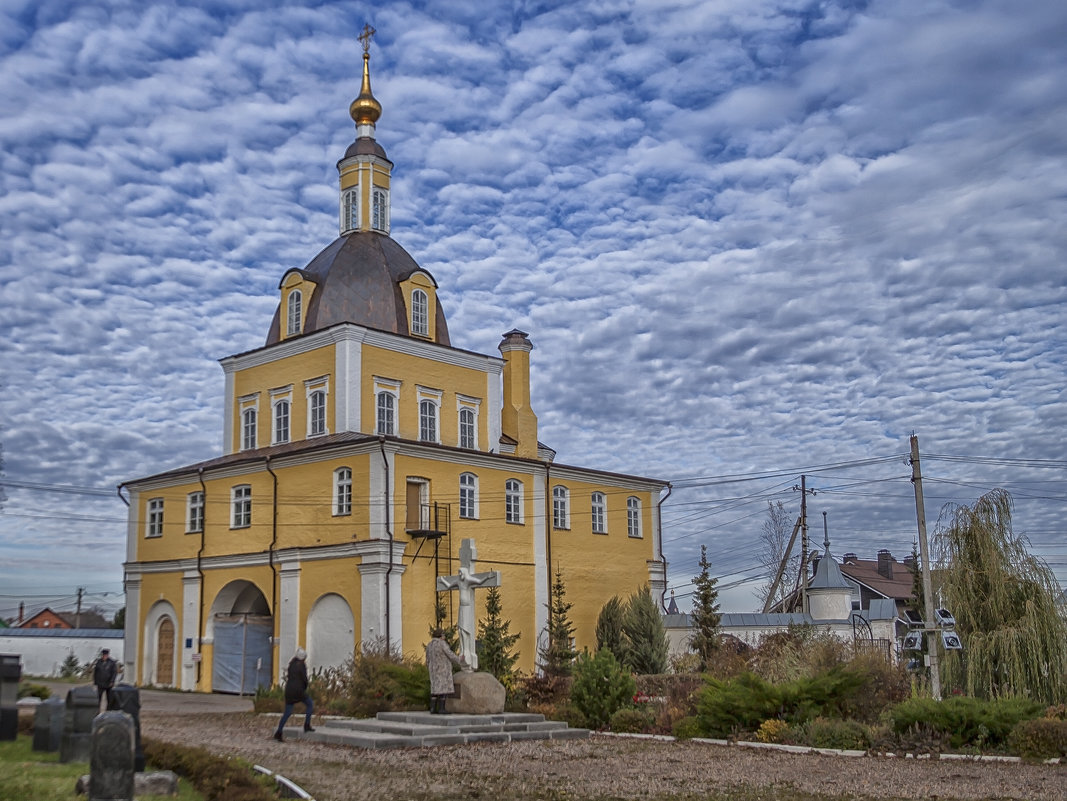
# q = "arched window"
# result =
<box><xmin>591</xmin><ymin>492</ymin><xmax>607</xmax><ymax>534</ymax></box>
<box><xmin>459</xmin><ymin>472</ymin><xmax>478</xmax><ymax>519</ymax></box>
<box><xmin>627</xmin><ymin>496</ymin><xmax>642</xmax><ymax>538</ymax></box>
<box><xmin>186</xmin><ymin>491</ymin><xmax>204</xmax><ymax>533</ymax></box>
<box><xmin>411</xmin><ymin>289</ymin><xmax>428</xmax><ymax>336</ymax></box>
<box><xmin>231</xmin><ymin>485</ymin><xmax>252</xmax><ymax>529</ymax></box>
<box><xmin>552</xmin><ymin>485</ymin><xmax>570</xmax><ymax>530</ymax></box>
<box><xmin>459</xmin><ymin>407</ymin><xmax>476</xmax><ymax>449</ymax></box>
<box><xmin>372</xmin><ymin>188</ymin><xmax>388</xmax><ymax>232</ymax></box>
<box><xmin>273</xmin><ymin>399</ymin><xmax>290</xmax><ymax>444</ymax></box>
<box><xmin>286</xmin><ymin>290</ymin><xmax>302</xmax><ymax>336</ymax></box>
<box><xmin>309</xmin><ymin>390</ymin><xmax>327</xmax><ymax>437</ymax></box>
<box><xmin>377</xmin><ymin>391</ymin><xmax>396</xmax><ymax>436</ymax></box>
<box><xmin>341</xmin><ymin>188</ymin><xmax>358</xmax><ymax>234</ymax></box>
<box><xmin>505</xmin><ymin>479</ymin><xmax>523</xmax><ymax>524</ymax></box>
<box><xmin>334</xmin><ymin>467</ymin><xmax>352</xmax><ymax>516</ymax></box>
<box><xmin>418</xmin><ymin>399</ymin><xmax>437</xmax><ymax>442</ymax></box>
<box><xmin>241</xmin><ymin>408</ymin><xmax>257</xmax><ymax>451</ymax></box>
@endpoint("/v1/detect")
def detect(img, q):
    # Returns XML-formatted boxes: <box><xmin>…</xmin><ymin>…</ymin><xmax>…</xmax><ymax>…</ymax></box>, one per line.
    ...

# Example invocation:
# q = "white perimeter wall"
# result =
<box><xmin>0</xmin><ymin>633</ymin><xmax>124</xmax><ymax>677</ymax></box>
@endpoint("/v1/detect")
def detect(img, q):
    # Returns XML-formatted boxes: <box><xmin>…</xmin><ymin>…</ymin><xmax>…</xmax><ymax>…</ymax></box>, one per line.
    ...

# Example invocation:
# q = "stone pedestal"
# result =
<box><xmin>447</xmin><ymin>672</ymin><xmax>505</xmax><ymax>715</ymax></box>
<box><xmin>89</xmin><ymin>711</ymin><xmax>135</xmax><ymax>801</ymax></box>
<box><xmin>33</xmin><ymin>696</ymin><xmax>65</xmax><ymax>752</ymax></box>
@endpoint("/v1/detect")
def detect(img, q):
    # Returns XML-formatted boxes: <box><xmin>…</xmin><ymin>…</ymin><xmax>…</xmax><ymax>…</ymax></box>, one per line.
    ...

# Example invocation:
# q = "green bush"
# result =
<box><xmin>800</xmin><ymin>717</ymin><xmax>871</xmax><ymax>751</ymax></box>
<box><xmin>755</xmin><ymin>718</ymin><xmax>791</xmax><ymax>744</ymax></box>
<box><xmin>888</xmin><ymin>695</ymin><xmax>1043</xmax><ymax>749</ymax></box>
<box><xmin>671</xmin><ymin>715</ymin><xmax>702</xmax><ymax>739</ymax></box>
<box><xmin>570</xmin><ymin>648</ymin><xmax>636</xmax><ymax>729</ymax></box>
<box><xmin>309</xmin><ymin>640</ymin><xmax>429</xmax><ymax>717</ymax></box>
<box><xmin>17</xmin><ymin>682</ymin><xmax>50</xmax><ymax>700</ymax></box>
<box><xmin>1007</xmin><ymin>718</ymin><xmax>1067</xmax><ymax>759</ymax></box>
<box><xmin>609</xmin><ymin>707</ymin><xmax>654</xmax><ymax>733</ymax></box>
<box><xmin>143</xmin><ymin>738</ymin><xmax>277</xmax><ymax>801</ymax></box>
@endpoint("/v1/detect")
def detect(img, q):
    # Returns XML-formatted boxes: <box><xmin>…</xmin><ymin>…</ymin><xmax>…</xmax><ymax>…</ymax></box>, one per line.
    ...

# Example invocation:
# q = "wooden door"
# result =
<box><xmin>156</xmin><ymin>617</ymin><xmax>175</xmax><ymax>686</ymax></box>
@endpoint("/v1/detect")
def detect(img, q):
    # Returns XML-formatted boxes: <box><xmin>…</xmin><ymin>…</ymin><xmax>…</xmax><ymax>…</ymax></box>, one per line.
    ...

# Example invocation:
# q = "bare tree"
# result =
<box><xmin>756</xmin><ymin>500</ymin><xmax>799</xmax><ymax>609</ymax></box>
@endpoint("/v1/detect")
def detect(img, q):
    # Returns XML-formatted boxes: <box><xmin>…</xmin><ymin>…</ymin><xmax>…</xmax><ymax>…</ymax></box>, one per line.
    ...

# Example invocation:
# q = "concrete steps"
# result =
<box><xmin>292</xmin><ymin>711</ymin><xmax>589</xmax><ymax>749</ymax></box>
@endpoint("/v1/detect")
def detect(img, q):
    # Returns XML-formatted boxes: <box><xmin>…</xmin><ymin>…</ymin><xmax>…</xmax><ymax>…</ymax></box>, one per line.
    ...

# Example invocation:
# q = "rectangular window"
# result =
<box><xmin>459</xmin><ymin>407</ymin><xmax>476</xmax><ymax>449</ymax></box>
<box><xmin>627</xmin><ymin>496</ymin><xmax>642</xmax><ymax>538</ymax></box>
<box><xmin>377</xmin><ymin>392</ymin><xmax>396</xmax><ymax>436</ymax></box>
<box><xmin>186</xmin><ymin>491</ymin><xmax>204</xmax><ymax>533</ymax></box>
<box><xmin>273</xmin><ymin>399</ymin><xmax>290</xmax><ymax>444</ymax></box>
<box><xmin>146</xmin><ymin>498</ymin><xmax>164</xmax><ymax>538</ymax></box>
<box><xmin>459</xmin><ymin>473</ymin><xmax>477</xmax><ymax>519</ymax></box>
<box><xmin>411</xmin><ymin>289</ymin><xmax>428</xmax><ymax>336</ymax></box>
<box><xmin>231</xmin><ymin>485</ymin><xmax>252</xmax><ymax>529</ymax></box>
<box><xmin>241</xmin><ymin>408</ymin><xmax>257</xmax><ymax>451</ymax></box>
<box><xmin>505</xmin><ymin>479</ymin><xmax>523</xmax><ymax>524</ymax></box>
<box><xmin>419</xmin><ymin>399</ymin><xmax>437</xmax><ymax>442</ymax></box>
<box><xmin>309</xmin><ymin>390</ymin><xmax>326</xmax><ymax>436</ymax></box>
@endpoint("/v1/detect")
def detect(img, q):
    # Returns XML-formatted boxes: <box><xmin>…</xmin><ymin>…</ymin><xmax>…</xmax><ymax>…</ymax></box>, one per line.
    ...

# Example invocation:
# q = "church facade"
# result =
<box><xmin>121</xmin><ymin>43</ymin><xmax>669</xmax><ymax>691</ymax></box>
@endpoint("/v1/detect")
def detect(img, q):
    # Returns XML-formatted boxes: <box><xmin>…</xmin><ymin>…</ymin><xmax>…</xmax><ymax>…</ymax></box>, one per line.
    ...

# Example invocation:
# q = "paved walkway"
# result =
<box><xmin>37</xmin><ymin>681</ymin><xmax>253</xmax><ymax>715</ymax></box>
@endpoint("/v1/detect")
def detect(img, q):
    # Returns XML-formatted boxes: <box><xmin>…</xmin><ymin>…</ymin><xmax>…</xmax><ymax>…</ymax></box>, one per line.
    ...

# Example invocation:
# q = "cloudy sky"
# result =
<box><xmin>2</xmin><ymin>0</ymin><xmax>1065</xmax><ymax>623</ymax></box>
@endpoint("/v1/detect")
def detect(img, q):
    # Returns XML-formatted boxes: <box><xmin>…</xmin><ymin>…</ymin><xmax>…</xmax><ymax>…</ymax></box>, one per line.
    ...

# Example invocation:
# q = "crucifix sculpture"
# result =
<box><xmin>436</xmin><ymin>538</ymin><xmax>501</xmax><ymax>670</ymax></box>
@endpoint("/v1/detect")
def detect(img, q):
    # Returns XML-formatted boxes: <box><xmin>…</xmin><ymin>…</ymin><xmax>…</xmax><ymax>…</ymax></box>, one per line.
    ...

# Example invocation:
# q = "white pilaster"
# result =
<box><xmin>356</xmin><ymin>540</ymin><xmax>407</xmax><ymax>653</ymax></box>
<box><xmin>532</xmin><ymin>471</ymin><xmax>548</xmax><ymax>644</ymax></box>
<box><xmin>278</xmin><ymin>560</ymin><xmax>302</xmax><ymax>683</ymax></box>
<box><xmin>181</xmin><ymin>571</ymin><xmax>201</xmax><ymax>691</ymax></box>
<box><xmin>333</xmin><ymin>330</ymin><xmax>363</xmax><ymax>433</ymax></box>
<box><xmin>222</xmin><ymin>368</ymin><xmax>235</xmax><ymax>453</ymax></box>
<box><xmin>123</xmin><ymin>574</ymin><xmax>142</xmax><ymax>684</ymax></box>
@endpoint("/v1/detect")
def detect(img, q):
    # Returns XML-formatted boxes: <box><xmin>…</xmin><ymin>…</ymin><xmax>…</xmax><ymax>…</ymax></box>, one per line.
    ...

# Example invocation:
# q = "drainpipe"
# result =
<box><xmin>196</xmin><ymin>468</ymin><xmax>208</xmax><ymax>687</ymax></box>
<box><xmin>265</xmin><ymin>457</ymin><xmax>279</xmax><ymax>653</ymax></box>
<box><xmin>378</xmin><ymin>437</ymin><xmax>393</xmax><ymax>650</ymax></box>
<box><xmin>544</xmin><ymin>462</ymin><xmax>552</xmax><ymax>605</ymax></box>
<box><xmin>656</xmin><ymin>484</ymin><xmax>673</xmax><ymax>612</ymax></box>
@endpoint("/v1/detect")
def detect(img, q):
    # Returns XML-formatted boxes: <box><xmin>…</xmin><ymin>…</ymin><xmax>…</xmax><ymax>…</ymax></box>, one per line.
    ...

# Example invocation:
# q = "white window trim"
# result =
<box><xmin>372</xmin><ymin>187</ymin><xmax>390</xmax><ymax>234</ymax></box>
<box><xmin>231</xmin><ymin>485</ymin><xmax>252</xmax><ymax>529</ymax></box>
<box><xmin>186</xmin><ymin>491</ymin><xmax>204</xmax><ymax>534</ymax></box>
<box><xmin>457</xmin><ymin>394</ymin><xmax>481</xmax><ymax>450</ymax></box>
<box><xmin>238</xmin><ymin>393</ymin><xmax>260</xmax><ymax>451</ymax></box>
<box><xmin>417</xmin><ymin>386</ymin><xmax>443</xmax><ymax>444</ymax></box>
<box><xmin>591</xmin><ymin>492</ymin><xmax>607</xmax><ymax>535</ymax></box>
<box><xmin>411</xmin><ymin>288</ymin><xmax>429</xmax><ymax>336</ymax></box>
<box><xmin>340</xmin><ymin>187</ymin><xmax>358</xmax><ymax>234</ymax></box>
<box><xmin>552</xmin><ymin>485</ymin><xmax>570</xmax><ymax>530</ymax></box>
<box><xmin>333</xmin><ymin>467</ymin><xmax>352</xmax><ymax>517</ymax></box>
<box><xmin>505</xmin><ymin>478</ymin><xmax>524</xmax><ymax>525</ymax></box>
<box><xmin>270</xmin><ymin>386</ymin><xmax>294</xmax><ymax>446</ymax></box>
<box><xmin>374</xmin><ymin>377</ymin><xmax>402</xmax><ymax>437</ymax></box>
<box><xmin>146</xmin><ymin>497</ymin><xmax>164</xmax><ymax>538</ymax></box>
<box><xmin>459</xmin><ymin>472</ymin><xmax>479</xmax><ymax>520</ymax></box>
<box><xmin>286</xmin><ymin>289</ymin><xmax>302</xmax><ymax>337</ymax></box>
<box><xmin>304</xmin><ymin>376</ymin><xmax>330</xmax><ymax>438</ymax></box>
<box><xmin>627</xmin><ymin>496</ymin><xmax>643</xmax><ymax>538</ymax></box>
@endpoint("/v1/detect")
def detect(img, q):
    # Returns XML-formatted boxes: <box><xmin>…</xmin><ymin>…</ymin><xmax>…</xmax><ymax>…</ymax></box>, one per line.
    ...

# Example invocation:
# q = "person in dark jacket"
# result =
<box><xmin>273</xmin><ymin>647</ymin><xmax>315</xmax><ymax>742</ymax></box>
<box><xmin>92</xmin><ymin>648</ymin><xmax>119</xmax><ymax>710</ymax></box>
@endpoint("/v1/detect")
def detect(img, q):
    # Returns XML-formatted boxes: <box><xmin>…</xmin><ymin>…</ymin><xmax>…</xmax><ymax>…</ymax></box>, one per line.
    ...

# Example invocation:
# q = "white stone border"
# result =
<box><xmin>594</xmin><ymin>731</ymin><xmax>1062</xmax><ymax>764</ymax></box>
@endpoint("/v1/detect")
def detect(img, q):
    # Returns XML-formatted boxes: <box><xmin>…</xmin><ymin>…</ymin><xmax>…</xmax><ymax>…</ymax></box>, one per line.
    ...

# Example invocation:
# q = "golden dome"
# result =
<box><xmin>349</xmin><ymin>51</ymin><xmax>381</xmax><ymax>127</ymax></box>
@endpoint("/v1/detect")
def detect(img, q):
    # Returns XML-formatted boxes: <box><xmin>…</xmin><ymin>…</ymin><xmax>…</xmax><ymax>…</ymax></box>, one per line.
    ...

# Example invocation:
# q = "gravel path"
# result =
<box><xmin>139</xmin><ymin>706</ymin><xmax>1066</xmax><ymax>801</ymax></box>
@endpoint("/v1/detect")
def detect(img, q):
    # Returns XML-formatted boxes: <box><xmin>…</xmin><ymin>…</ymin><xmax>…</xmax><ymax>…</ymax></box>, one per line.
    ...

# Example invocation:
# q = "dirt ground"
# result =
<box><xmin>119</xmin><ymin>687</ymin><xmax>1066</xmax><ymax>801</ymax></box>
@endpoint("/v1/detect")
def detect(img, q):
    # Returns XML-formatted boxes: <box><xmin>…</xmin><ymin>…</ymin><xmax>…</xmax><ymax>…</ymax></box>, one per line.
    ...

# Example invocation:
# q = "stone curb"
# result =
<box><xmin>594</xmin><ymin>731</ymin><xmax>1063</xmax><ymax>764</ymax></box>
<box><xmin>254</xmin><ymin>764</ymin><xmax>315</xmax><ymax>800</ymax></box>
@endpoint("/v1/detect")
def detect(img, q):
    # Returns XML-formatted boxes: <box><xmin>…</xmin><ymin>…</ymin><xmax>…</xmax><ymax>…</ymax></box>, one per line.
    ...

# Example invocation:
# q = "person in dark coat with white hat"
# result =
<box><xmin>273</xmin><ymin>647</ymin><xmax>315</xmax><ymax>741</ymax></box>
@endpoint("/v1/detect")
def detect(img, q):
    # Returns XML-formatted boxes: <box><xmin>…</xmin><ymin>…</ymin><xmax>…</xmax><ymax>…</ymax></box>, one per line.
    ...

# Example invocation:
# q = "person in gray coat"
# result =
<box><xmin>425</xmin><ymin>629</ymin><xmax>467</xmax><ymax>714</ymax></box>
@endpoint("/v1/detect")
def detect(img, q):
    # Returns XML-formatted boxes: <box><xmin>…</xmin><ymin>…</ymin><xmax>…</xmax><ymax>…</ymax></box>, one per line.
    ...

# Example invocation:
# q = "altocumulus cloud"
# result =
<box><xmin>1</xmin><ymin>0</ymin><xmax>1065</xmax><ymax>613</ymax></box>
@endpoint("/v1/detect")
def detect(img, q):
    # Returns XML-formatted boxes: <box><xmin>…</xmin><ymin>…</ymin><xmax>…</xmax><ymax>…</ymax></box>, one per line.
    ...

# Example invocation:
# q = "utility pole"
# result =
<box><xmin>75</xmin><ymin>587</ymin><xmax>84</xmax><ymax>629</ymax></box>
<box><xmin>910</xmin><ymin>434</ymin><xmax>941</xmax><ymax>701</ymax></box>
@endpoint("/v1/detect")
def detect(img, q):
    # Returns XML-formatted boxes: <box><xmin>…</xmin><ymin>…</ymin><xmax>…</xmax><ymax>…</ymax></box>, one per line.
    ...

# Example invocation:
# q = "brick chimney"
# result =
<box><xmin>877</xmin><ymin>549</ymin><xmax>894</xmax><ymax>579</ymax></box>
<box><xmin>498</xmin><ymin>329</ymin><xmax>538</xmax><ymax>459</ymax></box>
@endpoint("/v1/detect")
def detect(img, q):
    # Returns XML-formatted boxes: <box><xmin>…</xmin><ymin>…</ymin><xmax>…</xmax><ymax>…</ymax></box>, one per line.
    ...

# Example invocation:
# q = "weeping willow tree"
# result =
<box><xmin>934</xmin><ymin>489</ymin><xmax>1067</xmax><ymax>704</ymax></box>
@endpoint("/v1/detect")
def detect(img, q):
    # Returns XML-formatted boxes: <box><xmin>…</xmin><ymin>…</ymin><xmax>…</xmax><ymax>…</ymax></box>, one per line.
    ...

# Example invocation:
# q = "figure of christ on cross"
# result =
<box><xmin>436</xmin><ymin>538</ymin><xmax>501</xmax><ymax>670</ymax></box>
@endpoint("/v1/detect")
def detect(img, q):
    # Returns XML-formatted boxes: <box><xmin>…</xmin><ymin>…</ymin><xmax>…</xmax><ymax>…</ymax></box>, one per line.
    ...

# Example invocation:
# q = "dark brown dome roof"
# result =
<box><xmin>341</xmin><ymin>136</ymin><xmax>391</xmax><ymax>162</ymax></box>
<box><xmin>265</xmin><ymin>231</ymin><xmax>450</xmax><ymax>346</ymax></box>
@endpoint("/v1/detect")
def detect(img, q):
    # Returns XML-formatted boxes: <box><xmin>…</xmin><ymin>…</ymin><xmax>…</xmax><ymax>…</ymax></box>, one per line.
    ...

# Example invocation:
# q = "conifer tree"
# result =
<box><xmin>935</xmin><ymin>489</ymin><xmax>1067</xmax><ymax>704</ymax></box>
<box><xmin>430</xmin><ymin>594</ymin><xmax>459</xmax><ymax>652</ymax></box>
<box><xmin>539</xmin><ymin>567</ymin><xmax>577</xmax><ymax>677</ymax></box>
<box><xmin>595</xmin><ymin>595</ymin><xmax>626</xmax><ymax>663</ymax></box>
<box><xmin>907</xmin><ymin>542</ymin><xmax>925</xmax><ymax>617</ymax></box>
<box><xmin>621</xmin><ymin>585</ymin><xmax>669</xmax><ymax>675</ymax></box>
<box><xmin>689</xmin><ymin>544</ymin><xmax>722</xmax><ymax>669</ymax></box>
<box><xmin>477</xmin><ymin>586</ymin><xmax>520</xmax><ymax>686</ymax></box>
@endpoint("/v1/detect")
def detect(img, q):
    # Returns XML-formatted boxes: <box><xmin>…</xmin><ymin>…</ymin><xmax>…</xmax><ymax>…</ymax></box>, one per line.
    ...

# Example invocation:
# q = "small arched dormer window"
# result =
<box><xmin>372</xmin><ymin>188</ymin><xmax>389</xmax><ymax>233</ymax></box>
<box><xmin>411</xmin><ymin>289</ymin><xmax>429</xmax><ymax>336</ymax></box>
<box><xmin>286</xmin><ymin>290</ymin><xmax>302</xmax><ymax>337</ymax></box>
<box><xmin>341</xmin><ymin>188</ymin><xmax>358</xmax><ymax>234</ymax></box>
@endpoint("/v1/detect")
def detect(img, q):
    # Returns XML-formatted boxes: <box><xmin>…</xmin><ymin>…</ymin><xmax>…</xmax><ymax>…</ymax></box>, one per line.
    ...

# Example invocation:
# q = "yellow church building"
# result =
<box><xmin>121</xmin><ymin>42</ymin><xmax>670</xmax><ymax>692</ymax></box>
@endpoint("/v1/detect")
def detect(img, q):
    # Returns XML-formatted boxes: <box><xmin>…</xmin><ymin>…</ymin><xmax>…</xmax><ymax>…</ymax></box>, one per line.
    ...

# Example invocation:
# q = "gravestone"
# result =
<box><xmin>107</xmin><ymin>684</ymin><xmax>144</xmax><ymax>771</ymax></box>
<box><xmin>61</xmin><ymin>685</ymin><xmax>99</xmax><ymax>763</ymax></box>
<box><xmin>89</xmin><ymin>711</ymin><xmax>135</xmax><ymax>801</ymax></box>
<box><xmin>33</xmin><ymin>696</ymin><xmax>66</xmax><ymax>752</ymax></box>
<box><xmin>0</xmin><ymin>654</ymin><xmax>22</xmax><ymax>741</ymax></box>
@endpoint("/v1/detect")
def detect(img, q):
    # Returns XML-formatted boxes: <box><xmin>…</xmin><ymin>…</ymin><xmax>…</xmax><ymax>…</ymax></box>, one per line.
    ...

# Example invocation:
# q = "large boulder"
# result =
<box><xmin>447</xmin><ymin>672</ymin><xmax>505</xmax><ymax>715</ymax></box>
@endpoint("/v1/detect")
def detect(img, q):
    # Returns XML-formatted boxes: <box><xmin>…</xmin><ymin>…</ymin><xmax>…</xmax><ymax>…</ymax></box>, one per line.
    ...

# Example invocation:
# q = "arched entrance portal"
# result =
<box><xmin>209</xmin><ymin>581</ymin><xmax>273</xmax><ymax>695</ymax></box>
<box><xmin>156</xmin><ymin>617</ymin><xmax>175</xmax><ymax>686</ymax></box>
<box><xmin>307</xmin><ymin>594</ymin><xmax>355</xmax><ymax>673</ymax></box>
